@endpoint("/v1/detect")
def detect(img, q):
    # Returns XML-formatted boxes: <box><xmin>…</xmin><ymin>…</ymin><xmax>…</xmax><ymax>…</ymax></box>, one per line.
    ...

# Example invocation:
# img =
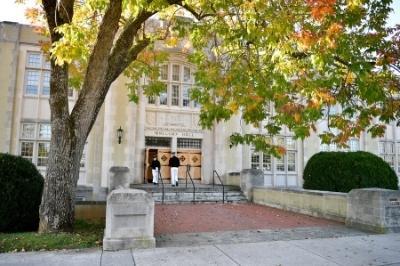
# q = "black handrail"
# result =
<box><xmin>185</xmin><ymin>164</ymin><xmax>196</xmax><ymax>203</ymax></box>
<box><xmin>212</xmin><ymin>170</ymin><xmax>225</xmax><ymax>204</ymax></box>
<box><xmin>157</xmin><ymin>169</ymin><xmax>165</xmax><ymax>204</ymax></box>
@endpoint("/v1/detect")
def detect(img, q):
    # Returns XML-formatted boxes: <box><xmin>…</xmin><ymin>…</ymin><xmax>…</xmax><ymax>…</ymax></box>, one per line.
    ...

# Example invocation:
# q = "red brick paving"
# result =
<box><xmin>154</xmin><ymin>203</ymin><xmax>341</xmax><ymax>235</ymax></box>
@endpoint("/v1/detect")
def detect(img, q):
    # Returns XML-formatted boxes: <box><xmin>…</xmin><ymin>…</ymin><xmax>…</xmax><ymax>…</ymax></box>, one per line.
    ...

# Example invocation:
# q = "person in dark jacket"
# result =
<box><xmin>151</xmin><ymin>155</ymin><xmax>161</xmax><ymax>184</ymax></box>
<box><xmin>169</xmin><ymin>152</ymin><xmax>180</xmax><ymax>186</ymax></box>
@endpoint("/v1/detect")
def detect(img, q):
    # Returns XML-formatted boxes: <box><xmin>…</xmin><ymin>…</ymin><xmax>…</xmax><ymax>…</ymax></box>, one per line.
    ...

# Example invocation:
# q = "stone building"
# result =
<box><xmin>1</xmin><ymin>21</ymin><xmax>399</xmax><ymax>191</ymax></box>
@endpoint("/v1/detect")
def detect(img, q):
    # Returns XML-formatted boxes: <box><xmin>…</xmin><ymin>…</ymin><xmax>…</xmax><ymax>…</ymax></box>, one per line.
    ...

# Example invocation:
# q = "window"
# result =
<box><xmin>276</xmin><ymin>156</ymin><xmax>285</xmax><ymax>171</ymax></box>
<box><xmin>184</xmin><ymin>67</ymin><xmax>191</xmax><ymax>82</ymax></box>
<box><xmin>171</xmin><ymin>85</ymin><xmax>179</xmax><ymax>106</ymax></box>
<box><xmin>349</xmin><ymin>139</ymin><xmax>359</xmax><ymax>151</ymax></box>
<box><xmin>20</xmin><ymin>142</ymin><xmax>34</xmax><ymax>162</ymax></box>
<box><xmin>42</xmin><ymin>71</ymin><xmax>50</xmax><ymax>95</ymax></box>
<box><xmin>379</xmin><ymin>140</ymin><xmax>396</xmax><ymax>170</ymax></box>
<box><xmin>148</xmin><ymin>96</ymin><xmax>156</xmax><ymax>104</ymax></box>
<box><xmin>177</xmin><ymin>138</ymin><xmax>202</xmax><ymax>149</ymax></box>
<box><xmin>172</xmin><ymin>64</ymin><xmax>180</xmax><ymax>81</ymax></box>
<box><xmin>39</xmin><ymin>124</ymin><xmax>51</xmax><ymax>139</ymax></box>
<box><xmin>145</xmin><ymin>137</ymin><xmax>171</xmax><ymax>147</ymax></box>
<box><xmin>262</xmin><ymin>152</ymin><xmax>272</xmax><ymax>171</ymax></box>
<box><xmin>251</xmin><ymin>149</ymin><xmax>260</xmax><ymax>169</ymax></box>
<box><xmin>183</xmin><ymin>86</ymin><xmax>190</xmax><ymax>107</ymax></box>
<box><xmin>37</xmin><ymin>142</ymin><xmax>50</xmax><ymax>166</ymax></box>
<box><xmin>27</xmin><ymin>52</ymin><xmax>41</xmax><ymax>68</ymax></box>
<box><xmin>160</xmin><ymin>64</ymin><xmax>168</xmax><ymax>80</ymax></box>
<box><xmin>287</xmin><ymin>151</ymin><xmax>296</xmax><ymax>172</ymax></box>
<box><xmin>25</xmin><ymin>70</ymin><xmax>40</xmax><ymax>94</ymax></box>
<box><xmin>21</xmin><ymin>123</ymin><xmax>35</xmax><ymax>139</ymax></box>
<box><xmin>159</xmin><ymin>86</ymin><xmax>168</xmax><ymax>105</ymax></box>
<box><xmin>43</xmin><ymin>58</ymin><xmax>51</xmax><ymax>69</ymax></box>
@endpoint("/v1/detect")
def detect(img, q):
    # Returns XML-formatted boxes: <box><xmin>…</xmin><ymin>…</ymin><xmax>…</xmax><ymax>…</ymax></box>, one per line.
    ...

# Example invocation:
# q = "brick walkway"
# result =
<box><xmin>154</xmin><ymin>203</ymin><xmax>340</xmax><ymax>235</ymax></box>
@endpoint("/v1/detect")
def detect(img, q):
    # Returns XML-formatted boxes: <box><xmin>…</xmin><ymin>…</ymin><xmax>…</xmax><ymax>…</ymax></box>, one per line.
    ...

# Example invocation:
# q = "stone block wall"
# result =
<box><xmin>253</xmin><ymin>187</ymin><xmax>347</xmax><ymax>222</ymax></box>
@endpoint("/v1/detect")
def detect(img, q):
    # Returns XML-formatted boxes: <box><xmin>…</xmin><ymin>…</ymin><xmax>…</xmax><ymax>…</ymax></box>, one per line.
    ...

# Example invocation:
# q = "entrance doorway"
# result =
<box><xmin>144</xmin><ymin>148</ymin><xmax>202</xmax><ymax>183</ymax></box>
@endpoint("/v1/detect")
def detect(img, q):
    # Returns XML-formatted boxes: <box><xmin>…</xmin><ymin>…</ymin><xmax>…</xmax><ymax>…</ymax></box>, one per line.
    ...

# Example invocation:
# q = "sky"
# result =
<box><xmin>0</xmin><ymin>0</ymin><xmax>399</xmax><ymax>26</ymax></box>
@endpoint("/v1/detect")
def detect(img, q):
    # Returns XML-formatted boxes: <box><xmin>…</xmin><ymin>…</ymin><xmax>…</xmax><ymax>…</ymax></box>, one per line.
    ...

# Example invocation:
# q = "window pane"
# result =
<box><xmin>148</xmin><ymin>96</ymin><xmax>155</xmax><ymax>104</ymax></box>
<box><xmin>276</xmin><ymin>137</ymin><xmax>285</xmax><ymax>146</ymax></box>
<box><xmin>172</xmin><ymin>64</ymin><xmax>180</xmax><ymax>81</ymax></box>
<box><xmin>20</xmin><ymin>142</ymin><xmax>34</xmax><ymax>161</ymax></box>
<box><xmin>329</xmin><ymin>143</ymin><xmax>337</xmax><ymax>151</ymax></box>
<box><xmin>262</xmin><ymin>153</ymin><xmax>271</xmax><ymax>171</ymax></box>
<box><xmin>145</xmin><ymin>137</ymin><xmax>171</xmax><ymax>147</ymax></box>
<box><xmin>349</xmin><ymin>139</ymin><xmax>359</xmax><ymax>151</ymax></box>
<box><xmin>184</xmin><ymin>67</ymin><xmax>191</xmax><ymax>82</ymax></box>
<box><xmin>27</xmin><ymin>52</ymin><xmax>41</xmax><ymax>68</ymax></box>
<box><xmin>160</xmin><ymin>65</ymin><xmax>168</xmax><ymax>80</ymax></box>
<box><xmin>171</xmin><ymin>84</ymin><xmax>179</xmax><ymax>106</ymax></box>
<box><xmin>177</xmin><ymin>138</ymin><xmax>202</xmax><ymax>149</ymax></box>
<box><xmin>43</xmin><ymin>58</ymin><xmax>51</xmax><ymax>69</ymax></box>
<box><xmin>251</xmin><ymin>150</ymin><xmax>260</xmax><ymax>169</ymax></box>
<box><xmin>320</xmin><ymin>143</ymin><xmax>328</xmax><ymax>152</ymax></box>
<box><xmin>39</xmin><ymin>124</ymin><xmax>51</xmax><ymax>139</ymax></box>
<box><xmin>21</xmin><ymin>123</ymin><xmax>35</xmax><ymax>139</ymax></box>
<box><xmin>25</xmin><ymin>70</ymin><xmax>40</xmax><ymax>94</ymax></box>
<box><xmin>159</xmin><ymin>85</ymin><xmax>168</xmax><ymax>105</ymax></box>
<box><xmin>378</xmin><ymin>142</ymin><xmax>385</xmax><ymax>154</ymax></box>
<box><xmin>276</xmin><ymin>156</ymin><xmax>285</xmax><ymax>171</ymax></box>
<box><xmin>387</xmin><ymin>142</ymin><xmax>394</xmax><ymax>154</ymax></box>
<box><xmin>286</xmin><ymin>137</ymin><xmax>295</xmax><ymax>149</ymax></box>
<box><xmin>37</xmin><ymin>142</ymin><xmax>50</xmax><ymax>166</ymax></box>
<box><xmin>287</xmin><ymin>151</ymin><xmax>296</xmax><ymax>172</ymax></box>
<box><xmin>42</xmin><ymin>71</ymin><xmax>50</xmax><ymax>95</ymax></box>
<box><xmin>183</xmin><ymin>85</ymin><xmax>190</xmax><ymax>107</ymax></box>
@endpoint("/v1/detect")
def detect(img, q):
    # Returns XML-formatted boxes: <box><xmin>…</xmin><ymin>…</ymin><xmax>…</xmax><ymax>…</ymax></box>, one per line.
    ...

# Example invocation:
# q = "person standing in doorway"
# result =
<box><xmin>151</xmin><ymin>155</ymin><xmax>161</xmax><ymax>185</ymax></box>
<box><xmin>169</xmin><ymin>152</ymin><xmax>180</xmax><ymax>186</ymax></box>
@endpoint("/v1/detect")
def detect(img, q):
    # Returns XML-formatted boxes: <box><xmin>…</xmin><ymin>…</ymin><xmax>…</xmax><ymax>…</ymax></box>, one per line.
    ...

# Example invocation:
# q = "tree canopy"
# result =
<box><xmin>27</xmin><ymin>0</ymin><xmax>399</xmax><ymax>156</ymax></box>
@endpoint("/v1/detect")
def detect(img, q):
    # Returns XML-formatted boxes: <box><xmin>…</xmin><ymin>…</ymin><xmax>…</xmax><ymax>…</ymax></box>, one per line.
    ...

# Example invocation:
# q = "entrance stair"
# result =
<box><xmin>130</xmin><ymin>183</ymin><xmax>247</xmax><ymax>204</ymax></box>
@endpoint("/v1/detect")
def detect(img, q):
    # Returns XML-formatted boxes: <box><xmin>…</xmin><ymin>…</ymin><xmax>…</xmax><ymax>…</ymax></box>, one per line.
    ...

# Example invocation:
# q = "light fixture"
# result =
<box><xmin>117</xmin><ymin>126</ymin><xmax>123</xmax><ymax>144</ymax></box>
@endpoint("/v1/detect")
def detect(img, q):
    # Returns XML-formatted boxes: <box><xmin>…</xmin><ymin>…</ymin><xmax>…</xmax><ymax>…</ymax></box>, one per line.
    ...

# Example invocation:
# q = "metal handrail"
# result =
<box><xmin>185</xmin><ymin>164</ymin><xmax>196</xmax><ymax>203</ymax></box>
<box><xmin>157</xmin><ymin>169</ymin><xmax>165</xmax><ymax>204</ymax></box>
<box><xmin>212</xmin><ymin>170</ymin><xmax>225</xmax><ymax>204</ymax></box>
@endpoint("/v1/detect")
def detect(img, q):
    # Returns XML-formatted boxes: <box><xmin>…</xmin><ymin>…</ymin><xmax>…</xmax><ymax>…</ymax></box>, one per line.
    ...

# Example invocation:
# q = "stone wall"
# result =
<box><xmin>253</xmin><ymin>187</ymin><xmax>348</xmax><ymax>222</ymax></box>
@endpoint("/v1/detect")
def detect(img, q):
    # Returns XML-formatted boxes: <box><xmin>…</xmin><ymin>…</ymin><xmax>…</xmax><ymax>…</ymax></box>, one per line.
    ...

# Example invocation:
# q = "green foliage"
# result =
<box><xmin>303</xmin><ymin>151</ymin><xmax>399</xmax><ymax>193</ymax></box>
<box><xmin>0</xmin><ymin>153</ymin><xmax>44</xmax><ymax>232</ymax></box>
<box><xmin>0</xmin><ymin>220</ymin><xmax>104</xmax><ymax>253</ymax></box>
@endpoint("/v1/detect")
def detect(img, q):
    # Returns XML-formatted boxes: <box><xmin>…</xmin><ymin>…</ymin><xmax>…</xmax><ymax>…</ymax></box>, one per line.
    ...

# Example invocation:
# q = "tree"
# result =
<box><xmin>23</xmin><ymin>0</ymin><xmax>397</xmax><ymax>232</ymax></box>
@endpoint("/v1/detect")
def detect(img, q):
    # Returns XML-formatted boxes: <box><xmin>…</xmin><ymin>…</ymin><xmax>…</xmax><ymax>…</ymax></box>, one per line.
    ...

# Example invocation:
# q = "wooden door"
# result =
<box><xmin>158</xmin><ymin>149</ymin><xmax>171</xmax><ymax>180</ymax></box>
<box><xmin>177</xmin><ymin>150</ymin><xmax>201</xmax><ymax>181</ymax></box>
<box><xmin>145</xmin><ymin>149</ymin><xmax>158</xmax><ymax>183</ymax></box>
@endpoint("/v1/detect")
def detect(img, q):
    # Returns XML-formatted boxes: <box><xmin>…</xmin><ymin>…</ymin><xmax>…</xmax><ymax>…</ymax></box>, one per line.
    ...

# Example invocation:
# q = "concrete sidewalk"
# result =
<box><xmin>1</xmin><ymin>233</ymin><xmax>399</xmax><ymax>266</ymax></box>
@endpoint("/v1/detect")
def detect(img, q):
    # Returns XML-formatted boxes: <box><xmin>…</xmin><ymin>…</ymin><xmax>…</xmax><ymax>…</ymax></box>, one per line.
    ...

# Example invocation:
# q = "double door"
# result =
<box><xmin>145</xmin><ymin>148</ymin><xmax>201</xmax><ymax>183</ymax></box>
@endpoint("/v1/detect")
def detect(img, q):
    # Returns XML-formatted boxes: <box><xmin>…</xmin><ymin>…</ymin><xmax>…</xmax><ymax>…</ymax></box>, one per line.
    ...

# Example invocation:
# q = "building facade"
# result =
<box><xmin>1</xmin><ymin>21</ymin><xmax>399</xmax><ymax>191</ymax></box>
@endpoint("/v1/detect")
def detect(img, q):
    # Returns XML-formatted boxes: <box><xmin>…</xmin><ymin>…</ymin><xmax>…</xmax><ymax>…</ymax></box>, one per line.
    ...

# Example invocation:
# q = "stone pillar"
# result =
<box><xmin>86</xmin><ymin>105</ymin><xmax>105</xmax><ymax>198</ymax></box>
<box><xmin>133</xmin><ymin>87</ymin><xmax>146</xmax><ymax>184</ymax></box>
<box><xmin>108</xmin><ymin>166</ymin><xmax>130</xmax><ymax>191</ymax></box>
<box><xmin>103</xmin><ymin>189</ymin><xmax>155</xmax><ymax>250</ymax></box>
<box><xmin>240</xmin><ymin>169</ymin><xmax>264</xmax><ymax>201</ymax></box>
<box><xmin>201</xmin><ymin>129</ymin><xmax>214</xmax><ymax>184</ymax></box>
<box><xmin>346</xmin><ymin>188</ymin><xmax>400</xmax><ymax>233</ymax></box>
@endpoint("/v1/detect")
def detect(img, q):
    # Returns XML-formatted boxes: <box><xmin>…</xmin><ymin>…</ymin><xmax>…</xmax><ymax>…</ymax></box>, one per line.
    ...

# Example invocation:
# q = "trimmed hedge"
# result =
<box><xmin>0</xmin><ymin>153</ymin><xmax>44</xmax><ymax>232</ymax></box>
<box><xmin>303</xmin><ymin>151</ymin><xmax>398</xmax><ymax>193</ymax></box>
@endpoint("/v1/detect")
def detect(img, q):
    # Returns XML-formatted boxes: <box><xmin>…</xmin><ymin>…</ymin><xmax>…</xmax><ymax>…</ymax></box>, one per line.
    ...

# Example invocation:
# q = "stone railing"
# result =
<box><xmin>252</xmin><ymin>186</ymin><xmax>400</xmax><ymax>233</ymax></box>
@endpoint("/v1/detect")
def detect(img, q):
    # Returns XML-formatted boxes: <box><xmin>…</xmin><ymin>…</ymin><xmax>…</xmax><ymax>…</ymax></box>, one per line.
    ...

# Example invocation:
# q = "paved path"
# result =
<box><xmin>155</xmin><ymin>203</ymin><xmax>340</xmax><ymax>235</ymax></box>
<box><xmin>1</xmin><ymin>233</ymin><xmax>399</xmax><ymax>266</ymax></box>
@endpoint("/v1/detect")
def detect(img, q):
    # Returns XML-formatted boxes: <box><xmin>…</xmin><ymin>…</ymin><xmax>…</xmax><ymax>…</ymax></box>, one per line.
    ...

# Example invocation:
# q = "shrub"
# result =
<box><xmin>303</xmin><ymin>151</ymin><xmax>398</xmax><ymax>193</ymax></box>
<box><xmin>0</xmin><ymin>153</ymin><xmax>44</xmax><ymax>232</ymax></box>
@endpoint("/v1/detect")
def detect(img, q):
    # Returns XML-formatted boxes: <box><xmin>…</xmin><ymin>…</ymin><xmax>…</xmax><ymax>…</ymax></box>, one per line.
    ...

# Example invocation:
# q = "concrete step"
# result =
<box><xmin>150</xmin><ymin>191</ymin><xmax>247</xmax><ymax>203</ymax></box>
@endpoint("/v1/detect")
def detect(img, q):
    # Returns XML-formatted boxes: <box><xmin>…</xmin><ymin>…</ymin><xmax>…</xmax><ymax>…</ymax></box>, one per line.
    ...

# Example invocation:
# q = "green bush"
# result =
<box><xmin>303</xmin><ymin>151</ymin><xmax>398</xmax><ymax>193</ymax></box>
<box><xmin>0</xmin><ymin>153</ymin><xmax>44</xmax><ymax>232</ymax></box>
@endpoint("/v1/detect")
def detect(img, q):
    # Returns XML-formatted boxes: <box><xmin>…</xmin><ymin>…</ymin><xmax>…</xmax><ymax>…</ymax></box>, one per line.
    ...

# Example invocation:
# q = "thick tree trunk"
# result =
<box><xmin>38</xmin><ymin>0</ymin><xmax>152</xmax><ymax>233</ymax></box>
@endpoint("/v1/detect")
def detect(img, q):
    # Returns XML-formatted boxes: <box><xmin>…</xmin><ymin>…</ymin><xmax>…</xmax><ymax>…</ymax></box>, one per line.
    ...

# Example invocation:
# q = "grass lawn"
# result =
<box><xmin>0</xmin><ymin>220</ymin><xmax>104</xmax><ymax>253</ymax></box>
